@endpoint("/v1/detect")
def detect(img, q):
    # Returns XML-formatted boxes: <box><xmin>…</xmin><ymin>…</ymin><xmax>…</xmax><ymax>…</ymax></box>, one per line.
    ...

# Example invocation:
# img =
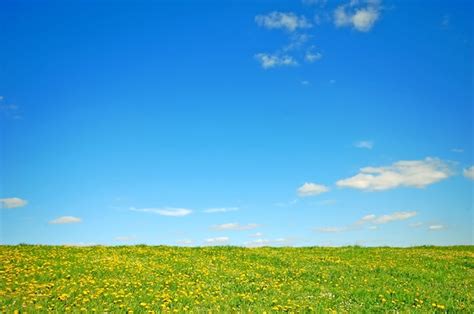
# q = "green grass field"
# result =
<box><xmin>1</xmin><ymin>245</ymin><xmax>472</xmax><ymax>312</ymax></box>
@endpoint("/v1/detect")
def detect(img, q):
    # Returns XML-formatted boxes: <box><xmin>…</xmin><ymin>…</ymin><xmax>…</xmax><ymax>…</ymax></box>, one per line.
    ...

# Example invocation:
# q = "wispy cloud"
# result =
<box><xmin>249</xmin><ymin>232</ymin><xmax>264</xmax><ymax>238</ymax></box>
<box><xmin>203</xmin><ymin>207</ymin><xmax>239</xmax><ymax>214</ymax></box>
<box><xmin>204</xmin><ymin>237</ymin><xmax>229</xmax><ymax>245</ymax></box>
<box><xmin>334</xmin><ymin>0</ymin><xmax>382</xmax><ymax>32</ymax></box>
<box><xmin>463</xmin><ymin>166</ymin><xmax>474</xmax><ymax>180</ymax></box>
<box><xmin>115</xmin><ymin>235</ymin><xmax>136</xmax><ymax>242</ymax></box>
<box><xmin>315</xmin><ymin>226</ymin><xmax>348</xmax><ymax>233</ymax></box>
<box><xmin>409</xmin><ymin>222</ymin><xmax>423</xmax><ymax>228</ymax></box>
<box><xmin>0</xmin><ymin>197</ymin><xmax>28</xmax><ymax>209</ymax></box>
<box><xmin>297</xmin><ymin>182</ymin><xmax>329</xmax><ymax>197</ymax></box>
<box><xmin>315</xmin><ymin>211</ymin><xmax>417</xmax><ymax>233</ymax></box>
<box><xmin>176</xmin><ymin>239</ymin><xmax>194</xmax><ymax>245</ymax></box>
<box><xmin>304</xmin><ymin>46</ymin><xmax>322</xmax><ymax>62</ymax></box>
<box><xmin>451</xmin><ymin>148</ymin><xmax>464</xmax><ymax>153</ymax></box>
<box><xmin>212</xmin><ymin>223</ymin><xmax>259</xmax><ymax>231</ymax></box>
<box><xmin>130</xmin><ymin>207</ymin><xmax>192</xmax><ymax>217</ymax></box>
<box><xmin>255</xmin><ymin>53</ymin><xmax>298</xmax><ymax>69</ymax></box>
<box><xmin>357</xmin><ymin>211</ymin><xmax>417</xmax><ymax>224</ymax></box>
<box><xmin>429</xmin><ymin>224</ymin><xmax>445</xmax><ymax>231</ymax></box>
<box><xmin>336</xmin><ymin>157</ymin><xmax>452</xmax><ymax>191</ymax></box>
<box><xmin>49</xmin><ymin>216</ymin><xmax>82</xmax><ymax>224</ymax></box>
<box><xmin>0</xmin><ymin>96</ymin><xmax>22</xmax><ymax>119</ymax></box>
<box><xmin>354</xmin><ymin>140</ymin><xmax>374</xmax><ymax>149</ymax></box>
<box><xmin>244</xmin><ymin>237</ymin><xmax>294</xmax><ymax>247</ymax></box>
<box><xmin>255</xmin><ymin>12</ymin><xmax>312</xmax><ymax>32</ymax></box>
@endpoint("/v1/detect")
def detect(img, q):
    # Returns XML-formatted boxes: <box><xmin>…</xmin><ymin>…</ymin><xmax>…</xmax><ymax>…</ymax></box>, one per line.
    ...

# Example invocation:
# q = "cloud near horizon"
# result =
<box><xmin>315</xmin><ymin>211</ymin><xmax>417</xmax><ymax>233</ymax></box>
<box><xmin>212</xmin><ymin>223</ymin><xmax>259</xmax><ymax>231</ymax></box>
<box><xmin>336</xmin><ymin>157</ymin><xmax>452</xmax><ymax>191</ymax></box>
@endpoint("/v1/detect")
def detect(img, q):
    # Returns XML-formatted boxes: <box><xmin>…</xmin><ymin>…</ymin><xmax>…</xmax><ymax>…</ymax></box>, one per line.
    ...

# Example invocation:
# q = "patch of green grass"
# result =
<box><xmin>0</xmin><ymin>245</ymin><xmax>472</xmax><ymax>312</ymax></box>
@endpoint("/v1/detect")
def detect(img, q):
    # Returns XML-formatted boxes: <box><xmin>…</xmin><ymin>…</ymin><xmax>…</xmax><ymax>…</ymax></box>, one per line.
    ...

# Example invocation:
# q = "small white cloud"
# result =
<box><xmin>245</xmin><ymin>238</ymin><xmax>271</xmax><ymax>247</ymax></box>
<box><xmin>463</xmin><ymin>166</ymin><xmax>474</xmax><ymax>180</ymax></box>
<box><xmin>203</xmin><ymin>207</ymin><xmax>239</xmax><ymax>213</ymax></box>
<box><xmin>49</xmin><ymin>216</ymin><xmax>82</xmax><ymax>224</ymax></box>
<box><xmin>305</xmin><ymin>47</ymin><xmax>322</xmax><ymax>63</ymax></box>
<box><xmin>130</xmin><ymin>207</ymin><xmax>192</xmax><ymax>217</ymax></box>
<box><xmin>366</xmin><ymin>211</ymin><xmax>417</xmax><ymax>224</ymax></box>
<box><xmin>441</xmin><ymin>14</ymin><xmax>450</xmax><ymax>28</ymax></box>
<box><xmin>354</xmin><ymin>140</ymin><xmax>374</xmax><ymax>149</ymax></box>
<box><xmin>410</xmin><ymin>222</ymin><xmax>423</xmax><ymax>228</ymax></box>
<box><xmin>315</xmin><ymin>226</ymin><xmax>347</xmax><ymax>233</ymax></box>
<box><xmin>0</xmin><ymin>197</ymin><xmax>28</xmax><ymax>209</ymax></box>
<box><xmin>205</xmin><ymin>237</ymin><xmax>229</xmax><ymax>245</ymax></box>
<box><xmin>297</xmin><ymin>182</ymin><xmax>329</xmax><ymax>197</ymax></box>
<box><xmin>115</xmin><ymin>236</ymin><xmax>136</xmax><ymax>242</ymax></box>
<box><xmin>212</xmin><ymin>223</ymin><xmax>259</xmax><ymax>231</ymax></box>
<box><xmin>336</xmin><ymin>157</ymin><xmax>452</xmax><ymax>191</ymax></box>
<box><xmin>255</xmin><ymin>53</ymin><xmax>298</xmax><ymax>69</ymax></box>
<box><xmin>176</xmin><ymin>239</ymin><xmax>194</xmax><ymax>245</ymax></box>
<box><xmin>249</xmin><ymin>232</ymin><xmax>264</xmax><ymax>238</ymax></box>
<box><xmin>316</xmin><ymin>211</ymin><xmax>417</xmax><ymax>233</ymax></box>
<box><xmin>334</xmin><ymin>1</ymin><xmax>381</xmax><ymax>32</ymax></box>
<box><xmin>255</xmin><ymin>12</ymin><xmax>312</xmax><ymax>32</ymax></box>
<box><xmin>451</xmin><ymin>148</ymin><xmax>464</xmax><ymax>153</ymax></box>
<box><xmin>429</xmin><ymin>224</ymin><xmax>445</xmax><ymax>231</ymax></box>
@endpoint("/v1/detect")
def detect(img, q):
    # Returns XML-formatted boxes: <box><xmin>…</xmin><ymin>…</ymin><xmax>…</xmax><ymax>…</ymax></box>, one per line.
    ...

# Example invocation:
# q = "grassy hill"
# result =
<box><xmin>1</xmin><ymin>245</ymin><xmax>472</xmax><ymax>312</ymax></box>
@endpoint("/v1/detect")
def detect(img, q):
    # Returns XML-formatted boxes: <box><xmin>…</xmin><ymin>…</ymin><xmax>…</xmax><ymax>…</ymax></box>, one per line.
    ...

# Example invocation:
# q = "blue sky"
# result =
<box><xmin>0</xmin><ymin>0</ymin><xmax>472</xmax><ymax>247</ymax></box>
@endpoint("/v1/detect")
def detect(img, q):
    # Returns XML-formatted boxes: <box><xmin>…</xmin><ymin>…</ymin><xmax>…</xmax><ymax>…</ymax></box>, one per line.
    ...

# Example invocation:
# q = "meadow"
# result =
<box><xmin>0</xmin><ymin>245</ymin><xmax>472</xmax><ymax>313</ymax></box>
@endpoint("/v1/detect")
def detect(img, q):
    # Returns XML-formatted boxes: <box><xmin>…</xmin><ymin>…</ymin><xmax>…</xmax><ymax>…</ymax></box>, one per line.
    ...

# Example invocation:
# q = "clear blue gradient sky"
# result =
<box><xmin>0</xmin><ymin>0</ymin><xmax>472</xmax><ymax>246</ymax></box>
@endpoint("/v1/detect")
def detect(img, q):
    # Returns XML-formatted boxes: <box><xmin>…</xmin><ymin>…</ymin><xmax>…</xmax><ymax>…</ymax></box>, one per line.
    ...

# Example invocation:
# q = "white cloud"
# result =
<box><xmin>255</xmin><ymin>53</ymin><xmax>298</xmax><ymax>69</ymax></box>
<box><xmin>212</xmin><ymin>222</ymin><xmax>259</xmax><ymax>231</ymax></box>
<box><xmin>176</xmin><ymin>239</ymin><xmax>194</xmax><ymax>245</ymax></box>
<box><xmin>334</xmin><ymin>1</ymin><xmax>381</xmax><ymax>32</ymax></box>
<box><xmin>354</xmin><ymin>140</ymin><xmax>374</xmax><ymax>149</ymax></box>
<box><xmin>0</xmin><ymin>197</ymin><xmax>28</xmax><ymax>209</ymax></box>
<box><xmin>244</xmin><ymin>237</ymin><xmax>293</xmax><ymax>247</ymax></box>
<box><xmin>130</xmin><ymin>207</ymin><xmax>192</xmax><ymax>217</ymax></box>
<box><xmin>115</xmin><ymin>236</ymin><xmax>136</xmax><ymax>242</ymax></box>
<box><xmin>429</xmin><ymin>224</ymin><xmax>445</xmax><ymax>231</ymax></box>
<box><xmin>451</xmin><ymin>148</ymin><xmax>463</xmax><ymax>153</ymax></box>
<box><xmin>255</xmin><ymin>12</ymin><xmax>312</xmax><ymax>32</ymax></box>
<box><xmin>305</xmin><ymin>52</ymin><xmax>322</xmax><ymax>62</ymax></box>
<box><xmin>336</xmin><ymin>157</ymin><xmax>452</xmax><ymax>191</ymax></box>
<box><xmin>297</xmin><ymin>182</ymin><xmax>329</xmax><ymax>197</ymax></box>
<box><xmin>315</xmin><ymin>226</ymin><xmax>348</xmax><ymax>233</ymax></box>
<box><xmin>245</xmin><ymin>238</ymin><xmax>271</xmax><ymax>247</ymax></box>
<box><xmin>463</xmin><ymin>166</ymin><xmax>474</xmax><ymax>180</ymax></box>
<box><xmin>49</xmin><ymin>216</ymin><xmax>82</xmax><ymax>224</ymax></box>
<box><xmin>203</xmin><ymin>207</ymin><xmax>239</xmax><ymax>213</ymax></box>
<box><xmin>410</xmin><ymin>222</ymin><xmax>423</xmax><ymax>228</ymax></box>
<box><xmin>249</xmin><ymin>232</ymin><xmax>264</xmax><ymax>237</ymax></box>
<box><xmin>362</xmin><ymin>211</ymin><xmax>417</xmax><ymax>224</ymax></box>
<box><xmin>316</xmin><ymin>211</ymin><xmax>417</xmax><ymax>232</ymax></box>
<box><xmin>205</xmin><ymin>237</ymin><xmax>229</xmax><ymax>245</ymax></box>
